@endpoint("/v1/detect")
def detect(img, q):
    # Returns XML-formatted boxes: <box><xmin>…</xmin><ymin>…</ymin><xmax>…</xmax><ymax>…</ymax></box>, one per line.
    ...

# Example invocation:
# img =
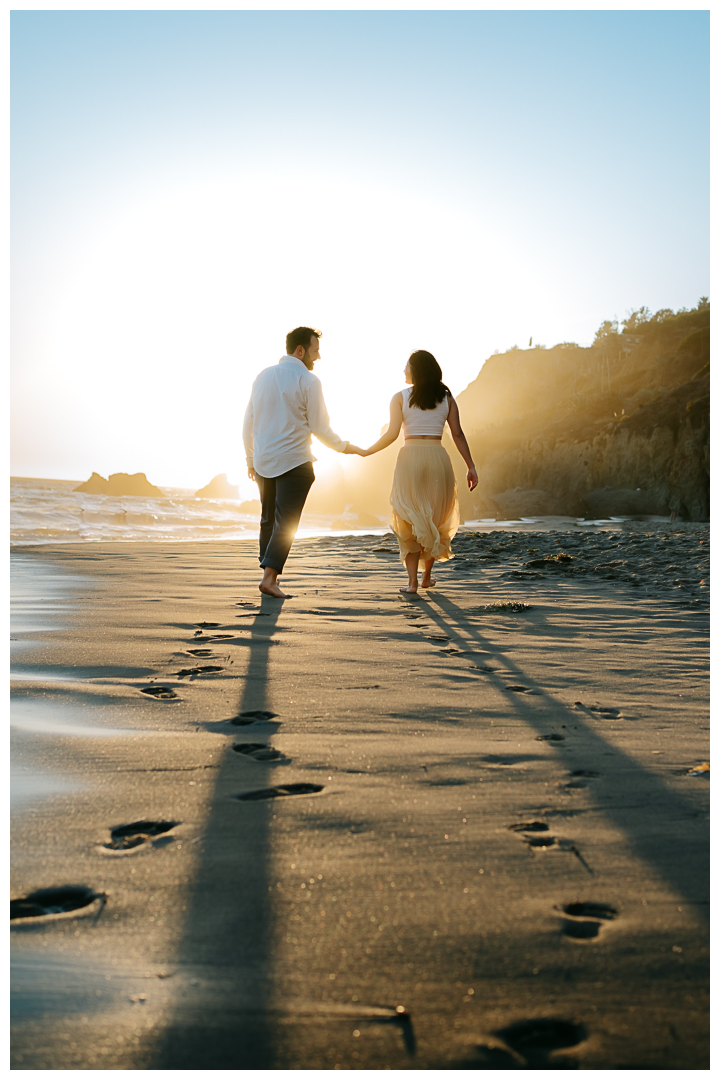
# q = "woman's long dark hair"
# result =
<box><xmin>408</xmin><ymin>350</ymin><xmax>451</xmax><ymax>410</ymax></box>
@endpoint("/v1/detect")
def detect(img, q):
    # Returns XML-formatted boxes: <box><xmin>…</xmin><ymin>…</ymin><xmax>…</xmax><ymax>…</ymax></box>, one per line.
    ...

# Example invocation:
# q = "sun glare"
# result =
<box><xmin>22</xmin><ymin>171</ymin><xmax>549</xmax><ymax>492</ymax></box>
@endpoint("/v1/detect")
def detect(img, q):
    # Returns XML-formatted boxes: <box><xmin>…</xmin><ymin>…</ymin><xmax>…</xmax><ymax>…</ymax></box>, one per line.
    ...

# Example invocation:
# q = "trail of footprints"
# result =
<box><xmin>12</xmin><ymin>602</ymin><xmax>662</xmax><ymax>1066</ymax></box>
<box><xmin>135</xmin><ymin>606</ymin><xmax>624</xmax><ymax>982</ymax></box>
<box><xmin>137</xmin><ymin>613</ymin><xmax>284</xmax><ymax>697</ymax></box>
<box><xmin>505</xmin><ymin>757</ymin><xmax>619</xmax><ymax>944</ymax></box>
<box><xmin>138</xmin><ymin>613</ymin><xmax>326</xmax><ymax>803</ymax></box>
<box><xmin>135</xmin><ymin>614</ymin><xmax>320</xmax><ymax>811</ymax></box>
<box><xmin>138</xmin><ymin>622</ymin><xmax>231</xmax><ymax>696</ymax></box>
<box><xmin>398</xmin><ymin>605</ymin><xmax>631</xmax><ymax>714</ymax></box>
<box><xmin>12</xmin><ymin>613</ymin><xmax>324</xmax><ymax>930</ymax></box>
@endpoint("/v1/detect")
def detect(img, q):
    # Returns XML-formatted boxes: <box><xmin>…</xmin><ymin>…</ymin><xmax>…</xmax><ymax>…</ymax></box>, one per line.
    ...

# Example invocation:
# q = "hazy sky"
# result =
<box><xmin>11</xmin><ymin>9</ymin><xmax>709</xmax><ymax>493</ymax></box>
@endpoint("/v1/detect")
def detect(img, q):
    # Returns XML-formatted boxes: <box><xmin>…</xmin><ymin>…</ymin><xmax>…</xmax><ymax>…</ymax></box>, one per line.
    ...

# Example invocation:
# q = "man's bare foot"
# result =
<box><xmin>259</xmin><ymin>582</ymin><xmax>292</xmax><ymax>598</ymax></box>
<box><xmin>259</xmin><ymin>569</ymin><xmax>291</xmax><ymax>599</ymax></box>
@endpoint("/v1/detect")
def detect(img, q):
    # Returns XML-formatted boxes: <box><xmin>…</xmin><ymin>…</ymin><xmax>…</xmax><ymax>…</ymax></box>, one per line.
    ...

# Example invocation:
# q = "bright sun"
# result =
<box><xmin>22</xmin><ymin>170</ymin><xmax>535</xmax><ymax>493</ymax></box>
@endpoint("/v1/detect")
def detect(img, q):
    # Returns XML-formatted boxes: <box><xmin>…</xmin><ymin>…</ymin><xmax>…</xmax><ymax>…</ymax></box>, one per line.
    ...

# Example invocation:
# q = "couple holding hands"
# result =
<box><xmin>243</xmin><ymin>325</ymin><xmax>478</xmax><ymax>598</ymax></box>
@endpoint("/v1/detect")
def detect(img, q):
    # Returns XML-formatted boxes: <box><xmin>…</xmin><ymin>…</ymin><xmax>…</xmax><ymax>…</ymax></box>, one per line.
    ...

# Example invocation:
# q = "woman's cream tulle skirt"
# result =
<box><xmin>390</xmin><ymin>442</ymin><xmax>460</xmax><ymax>568</ymax></box>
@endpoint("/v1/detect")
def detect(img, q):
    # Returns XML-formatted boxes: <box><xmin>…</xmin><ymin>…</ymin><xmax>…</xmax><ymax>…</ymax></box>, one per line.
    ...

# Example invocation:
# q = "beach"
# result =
<box><xmin>10</xmin><ymin>524</ymin><xmax>709</xmax><ymax>1069</ymax></box>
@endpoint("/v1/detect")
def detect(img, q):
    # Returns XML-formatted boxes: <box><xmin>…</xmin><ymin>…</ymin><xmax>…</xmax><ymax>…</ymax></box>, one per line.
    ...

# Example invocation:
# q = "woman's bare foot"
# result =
<box><xmin>402</xmin><ymin>552</ymin><xmax>420</xmax><ymax>594</ymax></box>
<box><xmin>259</xmin><ymin>568</ymin><xmax>292</xmax><ymax>599</ymax></box>
<box><xmin>421</xmin><ymin>556</ymin><xmax>436</xmax><ymax>589</ymax></box>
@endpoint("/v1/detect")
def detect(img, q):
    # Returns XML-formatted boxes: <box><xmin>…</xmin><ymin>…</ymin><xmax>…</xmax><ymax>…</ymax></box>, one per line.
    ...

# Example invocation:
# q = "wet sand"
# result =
<box><xmin>10</xmin><ymin>528</ymin><xmax>709</xmax><ymax>1069</ymax></box>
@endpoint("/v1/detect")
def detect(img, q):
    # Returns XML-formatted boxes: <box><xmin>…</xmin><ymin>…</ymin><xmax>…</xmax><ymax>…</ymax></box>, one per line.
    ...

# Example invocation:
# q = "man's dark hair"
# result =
<box><xmin>286</xmin><ymin>326</ymin><xmax>322</xmax><ymax>355</ymax></box>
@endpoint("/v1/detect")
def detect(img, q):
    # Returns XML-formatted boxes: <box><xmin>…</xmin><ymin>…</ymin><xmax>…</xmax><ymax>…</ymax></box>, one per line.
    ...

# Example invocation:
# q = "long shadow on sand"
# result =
<box><xmin>414</xmin><ymin>592</ymin><xmax>709</xmax><ymax>921</ymax></box>
<box><xmin>149</xmin><ymin>593</ymin><xmax>284</xmax><ymax>1068</ymax></box>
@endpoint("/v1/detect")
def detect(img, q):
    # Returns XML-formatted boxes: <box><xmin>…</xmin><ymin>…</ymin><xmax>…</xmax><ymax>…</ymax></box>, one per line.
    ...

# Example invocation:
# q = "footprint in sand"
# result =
<box><xmin>467</xmin><ymin>1017</ymin><xmax>588</xmax><ymax>1069</ymax></box>
<box><xmin>558</xmin><ymin>901</ymin><xmax>618</xmax><ymax>940</ymax></box>
<box><xmin>102</xmin><ymin>820</ymin><xmax>179</xmax><ymax>852</ymax></box>
<box><xmin>186</xmin><ymin>649</ymin><xmax>215</xmax><ymax>657</ymax></box>
<box><xmin>235</xmin><ymin>782</ymin><xmax>323</xmax><ymax>801</ymax></box>
<box><xmin>11</xmin><ymin>885</ymin><xmax>106</xmax><ymax>921</ymax></box>
<box><xmin>493</xmin><ymin>1018</ymin><xmax>587</xmax><ymax>1067</ymax></box>
<box><xmin>482</xmin><ymin>754</ymin><xmax>539</xmax><ymax>767</ymax></box>
<box><xmin>232</xmin><ymin>743</ymin><xmax>287</xmax><ymax>762</ymax></box>
<box><xmin>524</xmin><ymin>834</ymin><xmax>557</xmax><ymax>849</ymax></box>
<box><xmin>507</xmin><ymin>821</ymin><xmax>549</xmax><ymax>833</ymax></box>
<box><xmin>536</xmin><ymin>733</ymin><xmax>565</xmax><ymax>742</ymax></box>
<box><xmin>509</xmin><ymin>823</ymin><xmax>590</xmax><ymax>868</ymax></box>
<box><xmin>226</xmin><ymin>709</ymin><xmax>278</xmax><ymax>725</ymax></box>
<box><xmin>574</xmin><ymin>701</ymin><xmax>621</xmax><ymax>718</ymax></box>
<box><xmin>195</xmin><ymin>621</ymin><xmax>221</xmax><ymax>628</ymax></box>
<box><xmin>505</xmin><ymin>684</ymin><xmax>541</xmax><ymax>695</ymax></box>
<box><xmin>562</xmin><ymin>769</ymin><xmax>600</xmax><ymax>789</ymax></box>
<box><xmin>140</xmin><ymin>686</ymin><xmax>178</xmax><ymax>699</ymax></box>
<box><xmin>171</xmin><ymin>665</ymin><xmax>224</xmax><ymax>678</ymax></box>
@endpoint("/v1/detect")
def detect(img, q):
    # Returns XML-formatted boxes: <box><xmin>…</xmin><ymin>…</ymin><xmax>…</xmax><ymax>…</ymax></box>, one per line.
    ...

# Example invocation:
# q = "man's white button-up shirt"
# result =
<box><xmin>242</xmin><ymin>355</ymin><xmax>348</xmax><ymax>479</ymax></box>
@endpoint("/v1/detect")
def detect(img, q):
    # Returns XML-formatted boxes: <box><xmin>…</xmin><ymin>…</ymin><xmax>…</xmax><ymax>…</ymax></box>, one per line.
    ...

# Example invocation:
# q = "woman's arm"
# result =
<box><xmin>447</xmin><ymin>395</ymin><xmax>478</xmax><ymax>490</ymax></box>
<box><xmin>359</xmin><ymin>393</ymin><xmax>404</xmax><ymax>456</ymax></box>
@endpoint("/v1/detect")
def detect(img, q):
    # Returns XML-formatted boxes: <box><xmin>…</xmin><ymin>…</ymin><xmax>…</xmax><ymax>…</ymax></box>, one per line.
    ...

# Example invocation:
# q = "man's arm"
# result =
<box><xmin>305</xmin><ymin>377</ymin><xmax>349</xmax><ymax>454</ymax></box>
<box><xmin>242</xmin><ymin>397</ymin><xmax>256</xmax><ymax>481</ymax></box>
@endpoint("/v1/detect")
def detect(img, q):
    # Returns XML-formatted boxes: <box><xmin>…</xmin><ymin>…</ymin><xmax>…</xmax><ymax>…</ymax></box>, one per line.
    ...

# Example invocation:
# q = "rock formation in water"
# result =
<box><xmin>448</xmin><ymin>301</ymin><xmax>710</xmax><ymax>521</ymax></box>
<box><xmin>194</xmin><ymin>473</ymin><xmax>240</xmax><ymax>499</ymax></box>
<box><xmin>74</xmin><ymin>472</ymin><xmax>164</xmax><ymax>497</ymax></box>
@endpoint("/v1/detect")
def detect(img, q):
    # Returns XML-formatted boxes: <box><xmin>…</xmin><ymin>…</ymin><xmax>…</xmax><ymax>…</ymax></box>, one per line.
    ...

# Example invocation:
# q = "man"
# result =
<box><xmin>243</xmin><ymin>327</ymin><xmax>360</xmax><ymax>598</ymax></box>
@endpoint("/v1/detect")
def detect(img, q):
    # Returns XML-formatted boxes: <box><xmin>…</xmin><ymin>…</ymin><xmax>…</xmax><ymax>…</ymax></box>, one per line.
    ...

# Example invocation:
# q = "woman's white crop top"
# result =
<box><xmin>401</xmin><ymin>386</ymin><xmax>450</xmax><ymax>436</ymax></box>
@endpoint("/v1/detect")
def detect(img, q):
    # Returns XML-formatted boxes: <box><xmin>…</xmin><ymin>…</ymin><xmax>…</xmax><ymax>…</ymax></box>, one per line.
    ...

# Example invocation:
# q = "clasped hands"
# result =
<box><xmin>248</xmin><ymin>448</ymin><xmax>366</xmax><ymax>481</ymax></box>
<box><xmin>251</xmin><ymin>450</ymin><xmax>478</xmax><ymax>490</ymax></box>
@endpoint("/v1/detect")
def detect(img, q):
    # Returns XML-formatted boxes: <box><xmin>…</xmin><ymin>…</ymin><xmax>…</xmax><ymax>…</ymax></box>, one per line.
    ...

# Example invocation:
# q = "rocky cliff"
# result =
<box><xmin>448</xmin><ymin>301</ymin><xmax>710</xmax><ymax>521</ymax></box>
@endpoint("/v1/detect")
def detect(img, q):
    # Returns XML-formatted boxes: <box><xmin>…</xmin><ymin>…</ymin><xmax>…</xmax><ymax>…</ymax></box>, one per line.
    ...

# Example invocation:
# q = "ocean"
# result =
<box><xmin>9</xmin><ymin>476</ymin><xmax>392</xmax><ymax>546</ymax></box>
<box><xmin>10</xmin><ymin>476</ymin><xmax>649</xmax><ymax>547</ymax></box>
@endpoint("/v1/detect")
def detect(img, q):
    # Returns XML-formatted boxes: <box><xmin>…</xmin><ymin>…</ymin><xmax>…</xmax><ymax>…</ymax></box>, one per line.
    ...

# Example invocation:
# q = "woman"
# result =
<box><xmin>359</xmin><ymin>350</ymin><xmax>478</xmax><ymax>593</ymax></box>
